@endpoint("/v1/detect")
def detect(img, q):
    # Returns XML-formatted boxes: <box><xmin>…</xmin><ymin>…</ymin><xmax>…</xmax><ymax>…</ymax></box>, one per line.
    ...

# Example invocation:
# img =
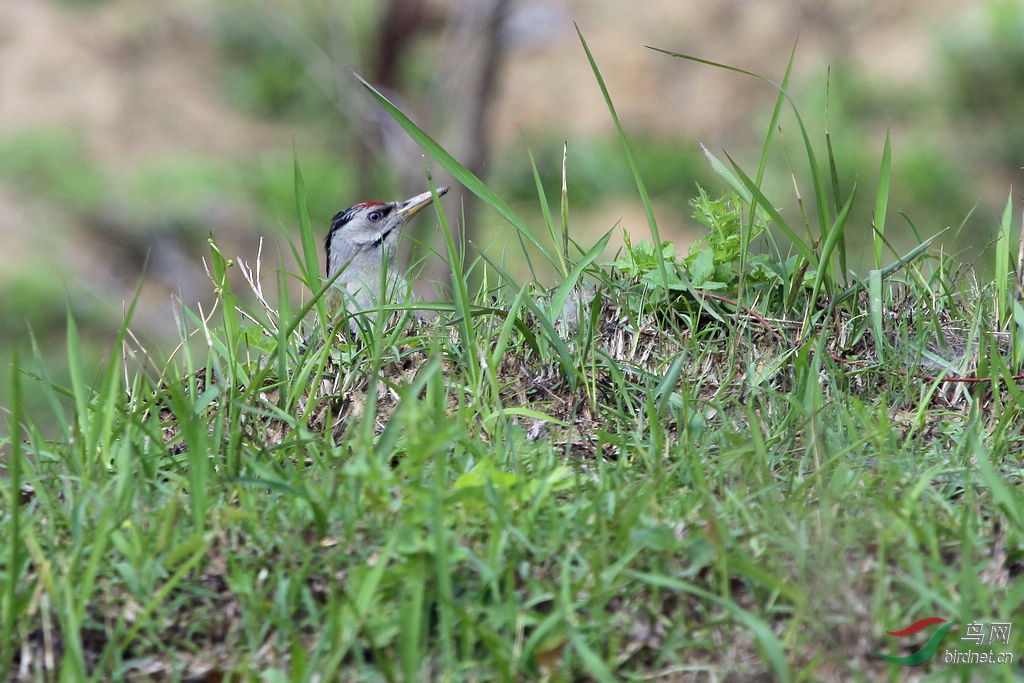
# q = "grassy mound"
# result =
<box><xmin>3</xmin><ymin>39</ymin><xmax>1022</xmax><ymax>682</ymax></box>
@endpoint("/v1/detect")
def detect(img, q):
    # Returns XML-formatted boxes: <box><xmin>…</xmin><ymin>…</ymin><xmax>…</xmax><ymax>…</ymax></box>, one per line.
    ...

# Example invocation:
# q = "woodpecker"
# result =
<box><xmin>324</xmin><ymin>185</ymin><xmax>449</xmax><ymax>313</ymax></box>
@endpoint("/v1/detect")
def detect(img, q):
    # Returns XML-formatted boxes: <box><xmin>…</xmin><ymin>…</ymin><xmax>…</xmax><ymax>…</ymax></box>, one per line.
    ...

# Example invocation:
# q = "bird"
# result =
<box><xmin>324</xmin><ymin>185</ymin><xmax>449</xmax><ymax>316</ymax></box>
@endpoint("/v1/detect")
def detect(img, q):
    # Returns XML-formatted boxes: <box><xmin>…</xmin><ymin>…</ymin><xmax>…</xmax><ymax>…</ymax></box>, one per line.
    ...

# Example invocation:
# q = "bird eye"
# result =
<box><xmin>367</xmin><ymin>210</ymin><xmax>383</xmax><ymax>222</ymax></box>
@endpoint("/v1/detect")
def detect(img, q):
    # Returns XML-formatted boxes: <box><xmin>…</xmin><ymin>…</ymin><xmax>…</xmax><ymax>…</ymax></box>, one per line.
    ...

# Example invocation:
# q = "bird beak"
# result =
<box><xmin>396</xmin><ymin>185</ymin><xmax>450</xmax><ymax>218</ymax></box>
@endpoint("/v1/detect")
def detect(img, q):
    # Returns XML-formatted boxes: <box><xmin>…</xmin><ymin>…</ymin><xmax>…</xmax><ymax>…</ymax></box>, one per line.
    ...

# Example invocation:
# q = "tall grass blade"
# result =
<box><xmin>528</xmin><ymin>146</ymin><xmax>559</xmax><ymax>279</ymax></box>
<box><xmin>873</xmin><ymin>131</ymin><xmax>892</xmax><ymax>270</ymax></box>
<box><xmin>662</xmin><ymin>42</ymin><xmax>831</xmax><ymax>256</ymax></box>
<box><xmin>648</xmin><ymin>42</ymin><xmax>797</xmax><ymax>287</ymax></box>
<box><xmin>65</xmin><ymin>307</ymin><xmax>90</xmax><ymax>467</ymax></box>
<box><xmin>718</xmin><ymin>150</ymin><xmax>818</xmax><ymax>265</ymax></box>
<box><xmin>824</xmin><ymin>107</ymin><xmax>848</xmax><ymax>284</ymax></box>
<box><xmin>399</xmin><ymin>557</ymin><xmax>427</xmax><ymax>682</ymax></box>
<box><xmin>834</xmin><ymin>228</ymin><xmax>947</xmax><ymax>306</ymax></box>
<box><xmin>741</xmin><ymin>44</ymin><xmax>798</xmax><ymax>293</ymax></box>
<box><xmin>26</xmin><ymin>329</ymin><xmax>72</xmax><ymax>440</ymax></box>
<box><xmin>996</xmin><ymin>190</ymin><xmax>1013</xmax><ymax>326</ymax></box>
<box><xmin>374</xmin><ymin>355</ymin><xmax>442</xmax><ymax>461</ymax></box>
<box><xmin>352</xmin><ymin>72</ymin><xmax>555</xmax><ymax>265</ymax></box>
<box><xmin>548</xmin><ymin>229</ymin><xmax>612</xmax><ymax>331</ymax></box>
<box><xmin>1</xmin><ymin>348</ymin><xmax>24</xmax><ymax>679</ymax></box>
<box><xmin>560</xmin><ymin>141</ymin><xmax>572</xmax><ymax>270</ymax></box>
<box><xmin>208</xmin><ymin>238</ymin><xmax>240</xmax><ymax>349</ymax></box>
<box><xmin>294</xmin><ymin>153</ymin><xmax>329</xmax><ymax>326</ymax></box>
<box><xmin>808</xmin><ymin>185</ymin><xmax>856</xmax><ymax>312</ymax></box>
<box><xmin>477</xmin><ymin>252</ymin><xmax>579</xmax><ymax>378</ymax></box>
<box><xmin>91</xmin><ymin>279</ymin><xmax>144</xmax><ymax>468</ymax></box>
<box><xmin>789</xmin><ymin>98</ymin><xmax>832</xmax><ymax>250</ymax></box>
<box><xmin>576</xmin><ymin>24</ymin><xmax>667</xmax><ymax>289</ymax></box>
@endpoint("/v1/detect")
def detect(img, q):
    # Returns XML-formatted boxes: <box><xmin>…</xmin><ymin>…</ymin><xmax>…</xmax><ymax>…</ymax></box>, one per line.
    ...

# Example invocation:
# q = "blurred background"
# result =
<box><xmin>2</xmin><ymin>0</ymin><xmax>1023</xmax><ymax>417</ymax></box>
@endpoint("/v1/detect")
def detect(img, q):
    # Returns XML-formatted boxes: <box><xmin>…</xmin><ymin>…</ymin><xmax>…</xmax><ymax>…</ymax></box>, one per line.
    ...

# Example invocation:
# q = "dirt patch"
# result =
<box><xmin>0</xmin><ymin>0</ymin><xmax>278</xmax><ymax>167</ymax></box>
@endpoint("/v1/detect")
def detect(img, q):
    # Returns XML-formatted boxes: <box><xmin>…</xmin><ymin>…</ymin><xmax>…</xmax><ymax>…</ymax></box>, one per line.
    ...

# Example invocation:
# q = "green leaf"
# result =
<box><xmin>688</xmin><ymin>247</ymin><xmax>716</xmax><ymax>287</ymax></box>
<box><xmin>453</xmin><ymin>460</ymin><xmax>520</xmax><ymax>492</ymax></box>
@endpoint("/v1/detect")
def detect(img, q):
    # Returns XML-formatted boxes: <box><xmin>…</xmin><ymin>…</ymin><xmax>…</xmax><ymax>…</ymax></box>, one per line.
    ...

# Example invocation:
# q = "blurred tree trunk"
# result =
<box><xmin>314</xmin><ymin>0</ymin><xmax>513</xmax><ymax>298</ymax></box>
<box><xmin>444</xmin><ymin>0</ymin><xmax>510</xmax><ymax>234</ymax></box>
<box><xmin>423</xmin><ymin>0</ymin><xmax>511</xmax><ymax>294</ymax></box>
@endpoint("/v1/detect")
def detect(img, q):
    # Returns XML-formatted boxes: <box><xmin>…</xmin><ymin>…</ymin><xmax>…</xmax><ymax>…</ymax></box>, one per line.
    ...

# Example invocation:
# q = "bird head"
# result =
<box><xmin>325</xmin><ymin>185</ymin><xmax>450</xmax><ymax>279</ymax></box>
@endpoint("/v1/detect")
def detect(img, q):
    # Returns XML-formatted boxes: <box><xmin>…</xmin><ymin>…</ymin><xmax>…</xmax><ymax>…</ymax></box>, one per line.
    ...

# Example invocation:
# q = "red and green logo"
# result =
<box><xmin>874</xmin><ymin>617</ymin><xmax>958</xmax><ymax>665</ymax></box>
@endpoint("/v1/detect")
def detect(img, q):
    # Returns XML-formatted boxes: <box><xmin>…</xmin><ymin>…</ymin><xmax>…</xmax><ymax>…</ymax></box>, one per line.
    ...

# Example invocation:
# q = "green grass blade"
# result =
<box><xmin>869</xmin><ymin>269</ymin><xmax>885</xmax><ymax>363</ymax></box>
<box><xmin>65</xmin><ymin>307</ymin><xmax>91</xmax><ymax>466</ymax></box>
<box><xmin>399</xmin><ymin>556</ymin><xmax>427</xmax><ymax>681</ymax></box>
<box><xmin>548</xmin><ymin>228</ymin><xmax>612</xmax><ymax>328</ymax></box>
<box><xmin>699</xmin><ymin>143</ymin><xmax>753</xmax><ymax>205</ymax></box>
<box><xmin>26</xmin><ymin>329</ymin><xmax>73</xmax><ymax>440</ymax></box>
<box><xmin>526</xmin><ymin>146</ymin><xmax>563</xmax><ymax>278</ymax></box>
<box><xmin>755</xmin><ymin>43</ymin><xmax>795</xmax><ymax>188</ymax></box>
<box><xmin>873</xmin><ymin>131</ymin><xmax>892</xmax><ymax>270</ymax></box>
<box><xmin>649</xmin><ymin>41</ymin><xmax>833</xmax><ymax>255</ymax></box>
<box><xmin>655</xmin><ymin>352</ymin><xmax>687</xmax><ymax>419</ymax></box>
<box><xmin>91</xmin><ymin>276</ymin><xmax>144</xmax><ymax>469</ymax></box>
<box><xmin>477</xmin><ymin>251</ymin><xmax>579</xmax><ymax>377</ymax></box>
<box><xmin>208</xmin><ymin>237</ymin><xmax>240</xmax><ymax>348</ymax></box>
<box><xmin>719</xmin><ymin>150</ymin><xmax>818</xmax><ymax>265</ymax></box>
<box><xmin>560</xmin><ymin>142</ymin><xmax>572</xmax><ymax>267</ymax></box>
<box><xmin>970</xmin><ymin>409</ymin><xmax>1023</xmax><ymax>532</ymax></box>
<box><xmin>737</xmin><ymin>42</ymin><xmax>797</xmax><ymax>293</ymax></box>
<box><xmin>626</xmin><ymin>569</ymin><xmax>792</xmax><ymax>680</ymax></box>
<box><xmin>353</xmin><ymin>72</ymin><xmax>555</xmax><ymax>264</ymax></box>
<box><xmin>996</xmin><ymin>190</ymin><xmax>1013</xmax><ymax>326</ymax></box>
<box><xmin>1</xmin><ymin>348</ymin><xmax>24</xmax><ymax>678</ymax></box>
<box><xmin>786</xmin><ymin>97</ymin><xmax>832</xmax><ymax>246</ymax></box>
<box><xmin>648</xmin><ymin>41</ymin><xmax>793</xmax><ymax>194</ymax></box>
<box><xmin>294</xmin><ymin>152</ymin><xmax>329</xmax><ymax>326</ymax></box>
<box><xmin>833</xmin><ymin>228</ymin><xmax>948</xmax><ymax>306</ymax></box>
<box><xmin>576</xmin><ymin>24</ymin><xmax>667</xmax><ymax>289</ymax></box>
<box><xmin>646</xmin><ymin>45</ymin><xmax>781</xmax><ymax>84</ymax></box>
<box><xmin>824</xmin><ymin>113</ymin><xmax>848</xmax><ymax>284</ymax></box>
<box><xmin>374</xmin><ymin>355</ymin><xmax>442</xmax><ymax>461</ymax></box>
<box><xmin>569</xmin><ymin>630</ymin><xmax>616</xmax><ymax>683</ymax></box>
<box><xmin>434</xmin><ymin>179</ymin><xmax>480</xmax><ymax>386</ymax></box>
<box><xmin>116</xmin><ymin>534</ymin><xmax>209</xmax><ymax>652</ymax></box>
<box><xmin>808</xmin><ymin>183</ymin><xmax>856</xmax><ymax>310</ymax></box>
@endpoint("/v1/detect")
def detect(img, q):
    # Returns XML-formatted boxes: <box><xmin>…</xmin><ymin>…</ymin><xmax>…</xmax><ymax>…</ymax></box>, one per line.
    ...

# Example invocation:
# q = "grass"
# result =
<box><xmin>3</xmin><ymin>37</ymin><xmax>1024</xmax><ymax>682</ymax></box>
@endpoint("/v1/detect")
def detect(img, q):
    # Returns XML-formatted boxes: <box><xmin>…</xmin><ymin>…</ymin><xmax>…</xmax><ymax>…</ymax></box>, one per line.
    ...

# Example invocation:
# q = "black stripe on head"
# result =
<box><xmin>324</xmin><ymin>202</ymin><xmax>396</xmax><ymax>275</ymax></box>
<box><xmin>329</xmin><ymin>206</ymin><xmax>361</xmax><ymax>231</ymax></box>
<box><xmin>325</xmin><ymin>208</ymin><xmax>360</xmax><ymax>277</ymax></box>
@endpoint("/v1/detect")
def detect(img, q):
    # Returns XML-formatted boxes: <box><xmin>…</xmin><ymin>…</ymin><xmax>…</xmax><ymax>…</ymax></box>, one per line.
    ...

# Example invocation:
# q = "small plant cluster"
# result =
<box><xmin>2</xmin><ymin>32</ymin><xmax>1024</xmax><ymax>683</ymax></box>
<box><xmin>607</xmin><ymin>186</ymin><xmax>790</xmax><ymax>297</ymax></box>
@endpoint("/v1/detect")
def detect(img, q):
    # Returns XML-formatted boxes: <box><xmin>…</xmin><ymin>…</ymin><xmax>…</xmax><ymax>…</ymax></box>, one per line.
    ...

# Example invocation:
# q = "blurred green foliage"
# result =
<box><xmin>217</xmin><ymin>17</ymin><xmax>327</xmax><ymax>120</ymax></box>
<box><xmin>0</xmin><ymin>126</ymin><xmax>359</xmax><ymax>423</ymax></box>
<box><xmin>0</xmin><ymin>130</ymin><xmax>105</xmax><ymax>214</ymax></box>
<box><xmin>213</xmin><ymin>2</ymin><xmax>378</xmax><ymax>124</ymax></box>
<box><xmin>942</xmin><ymin>0</ymin><xmax>1024</xmax><ymax>168</ymax></box>
<box><xmin>0</xmin><ymin>130</ymin><xmax>116</xmax><ymax>358</ymax></box>
<box><xmin>0</xmin><ymin>273</ymin><xmax>68</xmax><ymax>344</ymax></box>
<box><xmin>497</xmin><ymin>134</ymin><xmax>710</xmax><ymax>212</ymax></box>
<box><xmin>242</xmin><ymin>154</ymin><xmax>358</xmax><ymax>230</ymax></box>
